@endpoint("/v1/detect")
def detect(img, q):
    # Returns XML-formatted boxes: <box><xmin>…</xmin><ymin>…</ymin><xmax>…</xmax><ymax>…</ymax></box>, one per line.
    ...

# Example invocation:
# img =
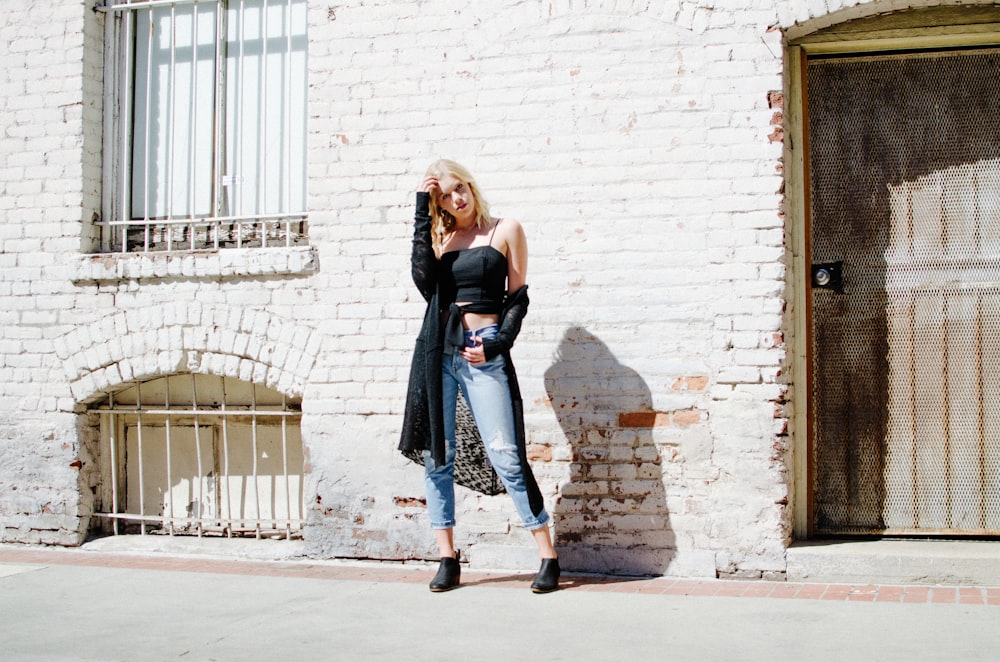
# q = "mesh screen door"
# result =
<box><xmin>807</xmin><ymin>48</ymin><xmax>1000</xmax><ymax>536</ymax></box>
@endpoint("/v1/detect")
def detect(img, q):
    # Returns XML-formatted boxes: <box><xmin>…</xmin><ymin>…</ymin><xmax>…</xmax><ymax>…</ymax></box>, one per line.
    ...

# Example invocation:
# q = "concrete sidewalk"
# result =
<box><xmin>1</xmin><ymin>545</ymin><xmax>998</xmax><ymax>662</ymax></box>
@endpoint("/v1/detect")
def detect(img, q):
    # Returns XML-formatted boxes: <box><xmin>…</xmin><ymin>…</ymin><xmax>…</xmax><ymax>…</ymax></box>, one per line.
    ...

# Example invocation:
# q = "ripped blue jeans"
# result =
<box><xmin>424</xmin><ymin>324</ymin><xmax>550</xmax><ymax>531</ymax></box>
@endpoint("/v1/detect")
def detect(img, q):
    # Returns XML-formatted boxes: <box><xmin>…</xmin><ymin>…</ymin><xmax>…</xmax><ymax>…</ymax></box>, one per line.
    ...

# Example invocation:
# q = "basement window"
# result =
<box><xmin>92</xmin><ymin>374</ymin><xmax>304</xmax><ymax>539</ymax></box>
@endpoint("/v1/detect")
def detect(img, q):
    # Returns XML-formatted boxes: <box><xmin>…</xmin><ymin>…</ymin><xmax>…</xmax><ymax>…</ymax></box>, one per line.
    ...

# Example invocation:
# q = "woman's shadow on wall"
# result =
<box><xmin>544</xmin><ymin>326</ymin><xmax>675</xmax><ymax>576</ymax></box>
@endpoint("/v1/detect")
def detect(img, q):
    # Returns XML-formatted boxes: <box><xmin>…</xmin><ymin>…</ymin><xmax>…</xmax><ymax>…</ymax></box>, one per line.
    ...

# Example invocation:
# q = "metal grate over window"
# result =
<box><xmin>98</xmin><ymin>0</ymin><xmax>308</xmax><ymax>253</ymax></box>
<box><xmin>807</xmin><ymin>48</ymin><xmax>1000</xmax><ymax>536</ymax></box>
<box><xmin>93</xmin><ymin>374</ymin><xmax>304</xmax><ymax>539</ymax></box>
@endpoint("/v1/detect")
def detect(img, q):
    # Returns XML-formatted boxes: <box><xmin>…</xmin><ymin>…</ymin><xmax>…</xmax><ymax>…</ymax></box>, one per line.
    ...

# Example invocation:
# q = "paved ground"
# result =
<box><xmin>2</xmin><ymin>544</ymin><xmax>999</xmax><ymax>661</ymax></box>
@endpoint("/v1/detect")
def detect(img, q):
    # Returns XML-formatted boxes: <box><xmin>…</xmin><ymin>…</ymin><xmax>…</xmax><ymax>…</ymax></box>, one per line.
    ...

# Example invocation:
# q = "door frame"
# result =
<box><xmin>784</xmin><ymin>8</ymin><xmax>1000</xmax><ymax>539</ymax></box>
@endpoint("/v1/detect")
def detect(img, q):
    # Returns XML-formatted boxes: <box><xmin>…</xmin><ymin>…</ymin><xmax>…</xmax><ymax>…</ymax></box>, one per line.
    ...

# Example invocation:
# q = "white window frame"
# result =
<box><xmin>98</xmin><ymin>0</ymin><xmax>308</xmax><ymax>253</ymax></box>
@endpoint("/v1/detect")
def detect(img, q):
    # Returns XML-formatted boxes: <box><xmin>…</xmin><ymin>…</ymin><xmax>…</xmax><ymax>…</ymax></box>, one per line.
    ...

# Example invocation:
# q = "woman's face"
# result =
<box><xmin>436</xmin><ymin>174</ymin><xmax>475</xmax><ymax>224</ymax></box>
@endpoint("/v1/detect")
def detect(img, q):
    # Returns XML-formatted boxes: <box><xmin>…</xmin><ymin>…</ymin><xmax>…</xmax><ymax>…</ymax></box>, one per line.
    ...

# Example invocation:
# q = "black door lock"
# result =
<box><xmin>811</xmin><ymin>261</ymin><xmax>843</xmax><ymax>293</ymax></box>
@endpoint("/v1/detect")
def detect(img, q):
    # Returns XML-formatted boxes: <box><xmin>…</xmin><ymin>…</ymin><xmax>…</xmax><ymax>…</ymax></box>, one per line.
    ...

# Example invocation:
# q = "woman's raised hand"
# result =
<box><xmin>419</xmin><ymin>176</ymin><xmax>440</xmax><ymax>194</ymax></box>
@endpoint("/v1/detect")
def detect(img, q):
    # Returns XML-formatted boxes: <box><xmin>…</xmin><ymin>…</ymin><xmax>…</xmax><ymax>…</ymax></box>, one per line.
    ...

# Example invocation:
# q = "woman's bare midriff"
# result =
<box><xmin>458</xmin><ymin>307</ymin><xmax>499</xmax><ymax>331</ymax></box>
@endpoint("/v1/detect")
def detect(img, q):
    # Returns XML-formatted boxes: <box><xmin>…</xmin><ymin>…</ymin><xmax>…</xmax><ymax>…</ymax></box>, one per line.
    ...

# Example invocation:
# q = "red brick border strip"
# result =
<box><xmin>1</xmin><ymin>546</ymin><xmax>997</xmax><ymax>606</ymax></box>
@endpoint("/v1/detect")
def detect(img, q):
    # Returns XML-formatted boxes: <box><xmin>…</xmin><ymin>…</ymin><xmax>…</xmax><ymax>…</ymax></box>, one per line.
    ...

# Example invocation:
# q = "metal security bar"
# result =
<box><xmin>95</xmin><ymin>374</ymin><xmax>304</xmax><ymax>539</ymax></box>
<box><xmin>98</xmin><ymin>0</ymin><xmax>308</xmax><ymax>253</ymax></box>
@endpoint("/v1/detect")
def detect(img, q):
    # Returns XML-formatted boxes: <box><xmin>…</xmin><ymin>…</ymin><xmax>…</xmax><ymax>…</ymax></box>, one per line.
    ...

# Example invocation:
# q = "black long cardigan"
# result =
<box><xmin>398</xmin><ymin>193</ymin><xmax>544</xmax><ymax>517</ymax></box>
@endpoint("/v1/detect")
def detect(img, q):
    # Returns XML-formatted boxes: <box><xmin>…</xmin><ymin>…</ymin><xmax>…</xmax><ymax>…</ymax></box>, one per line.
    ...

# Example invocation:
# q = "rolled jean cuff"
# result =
<box><xmin>522</xmin><ymin>510</ymin><xmax>550</xmax><ymax>532</ymax></box>
<box><xmin>430</xmin><ymin>519</ymin><xmax>456</xmax><ymax>530</ymax></box>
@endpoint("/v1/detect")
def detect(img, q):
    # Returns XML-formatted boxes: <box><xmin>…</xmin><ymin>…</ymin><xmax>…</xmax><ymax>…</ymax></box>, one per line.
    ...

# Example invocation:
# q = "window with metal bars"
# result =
<box><xmin>97</xmin><ymin>0</ymin><xmax>308</xmax><ymax>253</ymax></box>
<box><xmin>93</xmin><ymin>374</ymin><xmax>304</xmax><ymax>539</ymax></box>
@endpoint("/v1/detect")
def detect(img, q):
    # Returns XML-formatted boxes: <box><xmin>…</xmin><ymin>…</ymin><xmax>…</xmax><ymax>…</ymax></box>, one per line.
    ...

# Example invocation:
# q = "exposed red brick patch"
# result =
<box><xmin>527</xmin><ymin>444</ymin><xmax>552</xmax><ymax>462</ymax></box>
<box><xmin>672</xmin><ymin>409</ymin><xmax>702</xmax><ymax>427</ymax></box>
<box><xmin>393</xmin><ymin>496</ymin><xmax>426</xmax><ymax>508</ymax></box>
<box><xmin>618</xmin><ymin>411</ymin><xmax>670</xmax><ymax>427</ymax></box>
<box><xmin>618</xmin><ymin>409</ymin><xmax>704</xmax><ymax>428</ymax></box>
<box><xmin>672</xmin><ymin>376</ymin><xmax>709</xmax><ymax>391</ymax></box>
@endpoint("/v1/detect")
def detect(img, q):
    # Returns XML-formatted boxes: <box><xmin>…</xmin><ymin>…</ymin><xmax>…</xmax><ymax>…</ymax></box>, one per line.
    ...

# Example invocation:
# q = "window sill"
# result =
<box><xmin>71</xmin><ymin>246</ymin><xmax>318</xmax><ymax>283</ymax></box>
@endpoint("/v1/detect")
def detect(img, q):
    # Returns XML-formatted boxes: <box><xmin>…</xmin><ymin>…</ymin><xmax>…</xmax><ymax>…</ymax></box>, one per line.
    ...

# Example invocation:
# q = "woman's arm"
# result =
<box><xmin>479</xmin><ymin>285</ymin><xmax>529</xmax><ymax>361</ymax></box>
<box><xmin>411</xmin><ymin>190</ymin><xmax>437</xmax><ymax>302</ymax></box>
<box><xmin>502</xmin><ymin>218</ymin><xmax>528</xmax><ymax>293</ymax></box>
<box><xmin>476</xmin><ymin>218</ymin><xmax>529</xmax><ymax>361</ymax></box>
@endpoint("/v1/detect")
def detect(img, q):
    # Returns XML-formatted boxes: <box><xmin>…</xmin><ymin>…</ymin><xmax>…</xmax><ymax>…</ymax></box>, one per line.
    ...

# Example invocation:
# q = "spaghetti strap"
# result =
<box><xmin>488</xmin><ymin>218</ymin><xmax>502</xmax><ymax>247</ymax></box>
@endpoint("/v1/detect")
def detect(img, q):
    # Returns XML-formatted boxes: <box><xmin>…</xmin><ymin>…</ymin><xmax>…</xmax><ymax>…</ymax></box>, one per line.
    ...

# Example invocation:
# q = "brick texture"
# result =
<box><xmin>1</xmin><ymin>0</ymin><xmax>965</xmax><ymax>575</ymax></box>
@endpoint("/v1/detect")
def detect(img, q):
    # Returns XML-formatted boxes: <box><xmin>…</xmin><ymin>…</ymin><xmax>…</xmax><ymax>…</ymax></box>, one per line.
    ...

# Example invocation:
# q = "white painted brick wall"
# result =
<box><xmin>1</xmin><ymin>0</ymin><xmax>974</xmax><ymax>574</ymax></box>
<box><xmin>0</xmin><ymin>0</ymin><xmax>98</xmax><ymax>545</ymax></box>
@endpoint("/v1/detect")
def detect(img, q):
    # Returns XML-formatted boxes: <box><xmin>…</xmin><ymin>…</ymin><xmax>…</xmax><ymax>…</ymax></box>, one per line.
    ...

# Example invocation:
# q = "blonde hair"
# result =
<box><xmin>425</xmin><ymin>159</ymin><xmax>491</xmax><ymax>247</ymax></box>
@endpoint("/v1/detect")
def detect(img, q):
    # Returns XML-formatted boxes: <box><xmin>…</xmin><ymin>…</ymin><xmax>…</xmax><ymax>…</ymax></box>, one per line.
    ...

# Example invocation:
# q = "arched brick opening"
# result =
<box><xmin>55</xmin><ymin>302</ymin><xmax>320</xmax><ymax>403</ymax></box>
<box><xmin>56</xmin><ymin>303</ymin><xmax>320</xmax><ymax>541</ymax></box>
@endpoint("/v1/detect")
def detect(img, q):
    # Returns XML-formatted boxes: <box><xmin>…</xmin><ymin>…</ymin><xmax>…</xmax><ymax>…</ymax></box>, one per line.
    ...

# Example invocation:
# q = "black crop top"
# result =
<box><xmin>440</xmin><ymin>245</ymin><xmax>508</xmax><ymax>313</ymax></box>
<box><xmin>440</xmin><ymin>221</ymin><xmax>508</xmax><ymax>352</ymax></box>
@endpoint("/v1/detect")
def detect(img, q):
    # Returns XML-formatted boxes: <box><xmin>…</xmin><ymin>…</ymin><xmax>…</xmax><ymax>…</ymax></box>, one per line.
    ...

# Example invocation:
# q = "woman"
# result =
<box><xmin>399</xmin><ymin>159</ymin><xmax>559</xmax><ymax>593</ymax></box>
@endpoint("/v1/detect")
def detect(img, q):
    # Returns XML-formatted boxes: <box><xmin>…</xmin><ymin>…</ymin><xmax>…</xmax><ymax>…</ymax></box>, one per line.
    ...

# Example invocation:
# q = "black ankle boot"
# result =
<box><xmin>429</xmin><ymin>553</ymin><xmax>461</xmax><ymax>592</ymax></box>
<box><xmin>530</xmin><ymin>558</ymin><xmax>560</xmax><ymax>594</ymax></box>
